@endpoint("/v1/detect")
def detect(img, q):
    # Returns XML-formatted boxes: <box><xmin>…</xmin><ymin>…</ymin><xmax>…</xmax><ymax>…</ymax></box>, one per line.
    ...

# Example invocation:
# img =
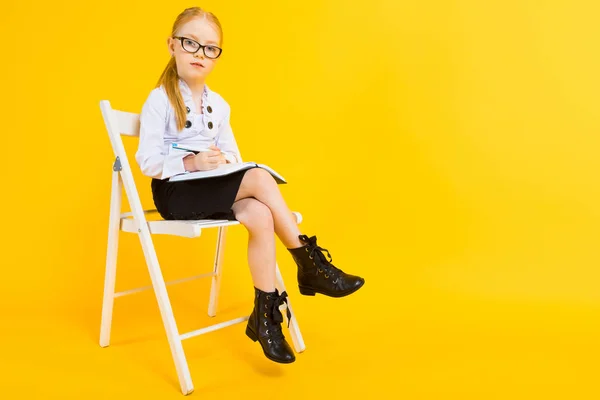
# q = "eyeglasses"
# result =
<box><xmin>173</xmin><ymin>36</ymin><xmax>222</xmax><ymax>59</ymax></box>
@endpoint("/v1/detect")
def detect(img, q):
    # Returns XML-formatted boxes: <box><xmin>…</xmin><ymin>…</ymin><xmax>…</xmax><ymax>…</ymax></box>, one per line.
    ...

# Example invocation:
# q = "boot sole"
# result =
<box><xmin>245</xmin><ymin>326</ymin><xmax>296</xmax><ymax>364</ymax></box>
<box><xmin>299</xmin><ymin>280</ymin><xmax>365</xmax><ymax>297</ymax></box>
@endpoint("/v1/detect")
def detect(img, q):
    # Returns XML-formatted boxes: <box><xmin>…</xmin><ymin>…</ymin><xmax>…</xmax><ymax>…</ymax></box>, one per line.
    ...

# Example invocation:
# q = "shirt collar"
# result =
<box><xmin>178</xmin><ymin>78</ymin><xmax>211</xmax><ymax>111</ymax></box>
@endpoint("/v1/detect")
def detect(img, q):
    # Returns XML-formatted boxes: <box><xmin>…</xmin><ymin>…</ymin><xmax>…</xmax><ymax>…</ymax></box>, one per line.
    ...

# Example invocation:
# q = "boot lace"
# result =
<box><xmin>299</xmin><ymin>235</ymin><xmax>343</xmax><ymax>281</ymax></box>
<box><xmin>266</xmin><ymin>291</ymin><xmax>292</xmax><ymax>342</ymax></box>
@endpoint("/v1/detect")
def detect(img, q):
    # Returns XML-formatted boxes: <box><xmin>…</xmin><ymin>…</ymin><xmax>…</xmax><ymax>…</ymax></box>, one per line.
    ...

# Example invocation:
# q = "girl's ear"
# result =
<box><xmin>166</xmin><ymin>37</ymin><xmax>175</xmax><ymax>56</ymax></box>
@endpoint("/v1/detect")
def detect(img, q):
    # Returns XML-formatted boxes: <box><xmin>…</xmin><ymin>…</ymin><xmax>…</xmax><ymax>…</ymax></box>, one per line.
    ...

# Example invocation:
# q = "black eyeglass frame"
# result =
<box><xmin>172</xmin><ymin>36</ymin><xmax>223</xmax><ymax>59</ymax></box>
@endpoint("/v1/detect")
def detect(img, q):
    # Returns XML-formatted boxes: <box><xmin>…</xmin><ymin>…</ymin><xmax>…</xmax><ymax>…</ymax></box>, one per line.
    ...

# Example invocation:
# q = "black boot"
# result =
<box><xmin>287</xmin><ymin>235</ymin><xmax>365</xmax><ymax>297</ymax></box>
<box><xmin>245</xmin><ymin>287</ymin><xmax>295</xmax><ymax>364</ymax></box>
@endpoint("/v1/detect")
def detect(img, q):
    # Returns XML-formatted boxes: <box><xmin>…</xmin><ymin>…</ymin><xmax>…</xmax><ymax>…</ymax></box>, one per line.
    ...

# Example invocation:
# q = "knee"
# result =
<box><xmin>236</xmin><ymin>199</ymin><xmax>274</xmax><ymax>231</ymax></box>
<box><xmin>246</xmin><ymin>167</ymin><xmax>277</xmax><ymax>189</ymax></box>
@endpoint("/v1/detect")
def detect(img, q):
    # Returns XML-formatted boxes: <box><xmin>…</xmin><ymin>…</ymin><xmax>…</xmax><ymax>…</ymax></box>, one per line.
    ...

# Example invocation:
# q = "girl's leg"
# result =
<box><xmin>234</xmin><ymin>167</ymin><xmax>365</xmax><ymax>298</ymax></box>
<box><xmin>231</xmin><ymin>196</ymin><xmax>295</xmax><ymax>364</ymax></box>
<box><xmin>234</xmin><ymin>168</ymin><xmax>303</xmax><ymax>249</ymax></box>
<box><xmin>231</xmin><ymin>197</ymin><xmax>276</xmax><ymax>292</ymax></box>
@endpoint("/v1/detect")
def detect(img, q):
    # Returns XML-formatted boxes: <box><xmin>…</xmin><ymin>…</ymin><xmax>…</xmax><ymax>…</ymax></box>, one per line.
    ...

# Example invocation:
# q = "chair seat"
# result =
<box><xmin>120</xmin><ymin>210</ymin><xmax>303</xmax><ymax>238</ymax></box>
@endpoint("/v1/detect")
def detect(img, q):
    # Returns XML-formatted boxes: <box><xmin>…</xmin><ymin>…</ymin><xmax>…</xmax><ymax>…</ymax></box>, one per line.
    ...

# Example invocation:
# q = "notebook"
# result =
<box><xmin>168</xmin><ymin>162</ymin><xmax>287</xmax><ymax>184</ymax></box>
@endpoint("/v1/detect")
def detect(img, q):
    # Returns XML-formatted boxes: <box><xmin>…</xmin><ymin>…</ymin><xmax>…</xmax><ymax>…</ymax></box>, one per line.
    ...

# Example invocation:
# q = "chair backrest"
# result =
<box><xmin>112</xmin><ymin>109</ymin><xmax>141</xmax><ymax>137</ymax></box>
<box><xmin>100</xmin><ymin>100</ymin><xmax>148</xmax><ymax>230</ymax></box>
<box><xmin>101</xmin><ymin>100</ymin><xmax>141</xmax><ymax>137</ymax></box>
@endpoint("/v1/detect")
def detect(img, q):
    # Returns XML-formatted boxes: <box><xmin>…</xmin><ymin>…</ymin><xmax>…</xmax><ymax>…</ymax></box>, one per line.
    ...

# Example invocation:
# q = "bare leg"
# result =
<box><xmin>231</xmin><ymin>197</ymin><xmax>276</xmax><ymax>292</ymax></box>
<box><xmin>234</xmin><ymin>168</ymin><xmax>365</xmax><ymax>298</ymax></box>
<box><xmin>235</xmin><ymin>168</ymin><xmax>303</xmax><ymax>249</ymax></box>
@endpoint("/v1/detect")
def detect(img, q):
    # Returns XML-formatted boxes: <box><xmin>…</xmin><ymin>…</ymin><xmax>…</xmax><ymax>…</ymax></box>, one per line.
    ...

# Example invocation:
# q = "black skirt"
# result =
<box><xmin>151</xmin><ymin>168</ymin><xmax>255</xmax><ymax>221</ymax></box>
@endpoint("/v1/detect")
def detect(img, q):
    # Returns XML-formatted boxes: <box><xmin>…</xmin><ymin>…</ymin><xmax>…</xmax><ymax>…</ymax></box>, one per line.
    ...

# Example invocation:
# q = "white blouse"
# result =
<box><xmin>135</xmin><ymin>79</ymin><xmax>242</xmax><ymax>179</ymax></box>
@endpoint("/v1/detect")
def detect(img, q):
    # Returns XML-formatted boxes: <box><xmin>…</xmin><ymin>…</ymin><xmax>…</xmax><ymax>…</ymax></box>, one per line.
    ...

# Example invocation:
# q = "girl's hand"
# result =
<box><xmin>193</xmin><ymin>148</ymin><xmax>222</xmax><ymax>170</ymax></box>
<box><xmin>208</xmin><ymin>145</ymin><xmax>228</xmax><ymax>164</ymax></box>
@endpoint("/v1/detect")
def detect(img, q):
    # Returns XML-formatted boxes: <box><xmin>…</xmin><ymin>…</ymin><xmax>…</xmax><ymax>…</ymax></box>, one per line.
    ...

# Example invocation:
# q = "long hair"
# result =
<box><xmin>156</xmin><ymin>7</ymin><xmax>223</xmax><ymax>131</ymax></box>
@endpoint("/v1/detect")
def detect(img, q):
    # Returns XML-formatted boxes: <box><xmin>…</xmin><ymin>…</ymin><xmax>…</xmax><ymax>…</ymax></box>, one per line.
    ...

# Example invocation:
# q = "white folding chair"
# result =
<box><xmin>98</xmin><ymin>100</ymin><xmax>306</xmax><ymax>395</ymax></box>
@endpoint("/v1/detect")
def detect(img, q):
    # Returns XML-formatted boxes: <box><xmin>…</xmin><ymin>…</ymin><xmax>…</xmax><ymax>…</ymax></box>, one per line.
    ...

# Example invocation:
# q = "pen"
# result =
<box><xmin>172</xmin><ymin>143</ymin><xmax>225</xmax><ymax>155</ymax></box>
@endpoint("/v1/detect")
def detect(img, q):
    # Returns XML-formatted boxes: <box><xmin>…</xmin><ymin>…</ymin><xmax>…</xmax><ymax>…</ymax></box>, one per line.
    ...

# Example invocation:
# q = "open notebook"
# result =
<box><xmin>168</xmin><ymin>162</ymin><xmax>287</xmax><ymax>184</ymax></box>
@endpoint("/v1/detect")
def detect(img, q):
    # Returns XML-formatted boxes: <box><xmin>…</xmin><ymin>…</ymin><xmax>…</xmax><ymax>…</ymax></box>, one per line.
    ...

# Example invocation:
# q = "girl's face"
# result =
<box><xmin>168</xmin><ymin>18</ymin><xmax>222</xmax><ymax>82</ymax></box>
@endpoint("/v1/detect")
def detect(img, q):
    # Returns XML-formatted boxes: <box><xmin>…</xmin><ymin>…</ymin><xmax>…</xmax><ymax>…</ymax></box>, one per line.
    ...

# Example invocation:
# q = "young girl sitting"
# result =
<box><xmin>135</xmin><ymin>7</ymin><xmax>365</xmax><ymax>364</ymax></box>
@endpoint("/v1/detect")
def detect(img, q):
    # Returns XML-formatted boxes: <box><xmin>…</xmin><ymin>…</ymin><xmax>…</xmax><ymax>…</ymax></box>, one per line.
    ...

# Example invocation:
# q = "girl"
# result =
<box><xmin>135</xmin><ymin>7</ymin><xmax>365</xmax><ymax>364</ymax></box>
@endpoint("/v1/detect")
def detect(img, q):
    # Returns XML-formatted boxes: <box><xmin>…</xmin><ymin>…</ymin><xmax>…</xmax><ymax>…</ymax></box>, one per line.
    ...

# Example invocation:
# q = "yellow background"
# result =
<box><xmin>1</xmin><ymin>0</ymin><xmax>599</xmax><ymax>398</ymax></box>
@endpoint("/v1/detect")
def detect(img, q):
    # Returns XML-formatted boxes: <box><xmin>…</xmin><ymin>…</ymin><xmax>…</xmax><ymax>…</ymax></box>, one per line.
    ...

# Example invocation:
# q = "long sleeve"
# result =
<box><xmin>215</xmin><ymin>103</ymin><xmax>243</xmax><ymax>164</ymax></box>
<box><xmin>135</xmin><ymin>89</ymin><xmax>191</xmax><ymax>179</ymax></box>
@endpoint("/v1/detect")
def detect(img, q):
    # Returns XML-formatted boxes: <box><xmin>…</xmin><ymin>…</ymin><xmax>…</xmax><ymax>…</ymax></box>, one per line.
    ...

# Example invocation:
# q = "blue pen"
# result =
<box><xmin>172</xmin><ymin>143</ymin><xmax>224</xmax><ymax>155</ymax></box>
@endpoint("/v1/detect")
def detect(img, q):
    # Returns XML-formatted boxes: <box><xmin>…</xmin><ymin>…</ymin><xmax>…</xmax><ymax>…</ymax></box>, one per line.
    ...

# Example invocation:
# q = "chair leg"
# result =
<box><xmin>275</xmin><ymin>263</ymin><xmax>306</xmax><ymax>353</ymax></box>
<box><xmin>100</xmin><ymin>170</ymin><xmax>122</xmax><ymax>347</ymax></box>
<box><xmin>208</xmin><ymin>226</ymin><xmax>227</xmax><ymax>317</ymax></box>
<box><xmin>137</xmin><ymin>225</ymin><xmax>194</xmax><ymax>395</ymax></box>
